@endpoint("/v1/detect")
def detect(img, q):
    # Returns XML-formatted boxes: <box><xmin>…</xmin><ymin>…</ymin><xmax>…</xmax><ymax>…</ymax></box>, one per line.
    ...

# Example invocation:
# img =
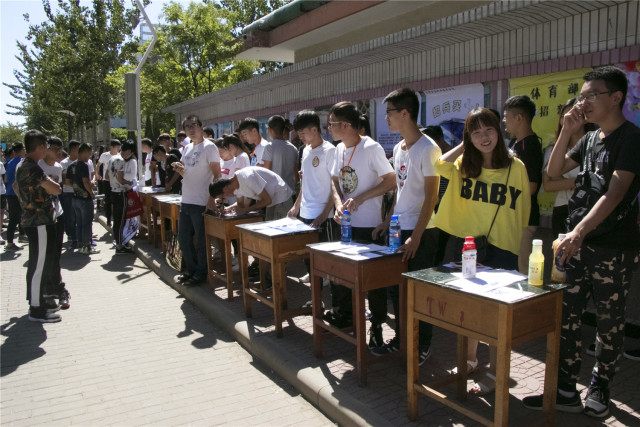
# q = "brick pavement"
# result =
<box><xmin>105</xmin><ymin>215</ymin><xmax>640</xmax><ymax>427</ymax></box>
<box><xmin>0</xmin><ymin>226</ymin><xmax>334</xmax><ymax>426</ymax></box>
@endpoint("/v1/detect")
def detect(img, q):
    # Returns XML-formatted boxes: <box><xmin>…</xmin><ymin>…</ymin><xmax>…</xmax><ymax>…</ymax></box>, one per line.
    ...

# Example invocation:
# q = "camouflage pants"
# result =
<box><xmin>558</xmin><ymin>244</ymin><xmax>639</xmax><ymax>391</ymax></box>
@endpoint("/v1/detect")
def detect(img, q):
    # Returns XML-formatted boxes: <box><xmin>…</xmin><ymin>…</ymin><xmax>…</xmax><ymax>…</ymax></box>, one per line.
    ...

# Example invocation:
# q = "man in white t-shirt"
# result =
<box><xmin>107</xmin><ymin>141</ymin><xmax>137</xmax><ymax>254</ymax></box>
<box><xmin>96</xmin><ymin>139</ymin><xmax>121</xmax><ymax>227</ymax></box>
<box><xmin>288</xmin><ymin>110</ymin><xmax>336</xmax><ymax>281</ymax></box>
<box><xmin>172</xmin><ymin>115</ymin><xmax>221</xmax><ymax>287</ymax></box>
<box><xmin>60</xmin><ymin>140</ymin><xmax>81</xmax><ymax>247</ymax></box>
<box><xmin>209</xmin><ymin>166</ymin><xmax>293</xmax><ymax>220</ymax></box>
<box><xmin>262</xmin><ymin>115</ymin><xmax>299</xmax><ymax>191</ymax></box>
<box><xmin>328</xmin><ymin>101</ymin><xmax>396</xmax><ymax>344</ymax></box>
<box><xmin>36</xmin><ymin>136</ymin><xmax>71</xmax><ymax>308</ymax></box>
<box><xmin>238</xmin><ymin>117</ymin><xmax>270</xmax><ymax>167</ymax></box>
<box><xmin>369</xmin><ymin>88</ymin><xmax>441</xmax><ymax>364</ymax></box>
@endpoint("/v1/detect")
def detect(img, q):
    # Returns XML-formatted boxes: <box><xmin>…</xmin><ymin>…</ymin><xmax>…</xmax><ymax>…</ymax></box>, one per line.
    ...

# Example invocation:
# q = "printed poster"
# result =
<box><xmin>424</xmin><ymin>83</ymin><xmax>484</xmax><ymax>146</ymax></box>
<box><xmin>616</xmin><ymin>60</ymin><xmax>640</xmax><ymax>127</ymax></box>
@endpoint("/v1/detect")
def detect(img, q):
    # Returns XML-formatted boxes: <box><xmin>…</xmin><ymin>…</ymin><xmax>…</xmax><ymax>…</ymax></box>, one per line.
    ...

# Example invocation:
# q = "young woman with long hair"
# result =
<box><xmin>433</xmin><ymin>107</ymin><xmax>531</xmax><ymax>395</ymax></box>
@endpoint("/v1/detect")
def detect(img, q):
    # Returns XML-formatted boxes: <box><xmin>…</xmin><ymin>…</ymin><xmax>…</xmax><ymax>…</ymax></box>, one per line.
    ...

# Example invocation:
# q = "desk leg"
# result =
<box><xmin>312</xmin><ymin>271</ymin><xmax>323</xmax><ymax>358</ymax></box>
<box><xmin>355</xmin><ymin>285</ymin><xmax>367</xmax><ymax>386</ymax></box>
<box><xmin>494</xmin><ymin>305</ymin><xmax>513</xmax><ymax>427</ymax></box>
<box><xmin>457</xmin><ymin>335</ymin><xmax>468</xmax><ymax>402</ymax></box>
<box><xmin>280</xmin><ymin>261</ymin><xmax>288</xmax><ymax>311</ymax></box>
<box><xmin>160</xmin><ymin>214</ymin><xmax>166</xmax><ymax>251</ymax></box>
<box><xmin>240</xmin><ymin>249</ymin><xmax>252</xmax><ymax>318</ymax></box>
<box><xmin>272</xmin><ymin>261</ymin><xmax>284</xmax><ymax>338</ymax></box>
<box><xmin>399</xmin><ymin>279</ymin><xmax>407</xmax><ymax>369</ymax></box>
<box><xmin>223</xmin><ymin>237</ymin><xmax>234</xmax><ymax>300</ymax></box>
<box><xmin>407</xmin><ymin>281</ymin><xmax>419</xmax><ymax>420</ymax></box>
<box><xmin>205</xmin><ymin>233</ymin><xmax>214</xmax><ymax>287</ymax></box>
<box><xmin>543</xmin><ymin>295</ymin><xmax>562</xmax><ymax>426</ymax></box>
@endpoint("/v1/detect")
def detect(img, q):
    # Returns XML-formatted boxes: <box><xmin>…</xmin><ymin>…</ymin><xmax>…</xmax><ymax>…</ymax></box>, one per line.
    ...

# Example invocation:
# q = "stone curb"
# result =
<box><xmin>97</xmin><ymin>215</ymin><xmax>391</xmax><ymax>427</ymax></box>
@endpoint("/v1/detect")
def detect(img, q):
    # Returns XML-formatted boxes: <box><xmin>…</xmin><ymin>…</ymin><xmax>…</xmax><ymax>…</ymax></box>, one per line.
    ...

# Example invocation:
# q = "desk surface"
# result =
<box><xmin>204</xmin><ymin>211</ymin><xmax>263</xmax><ymax>222</ymax></box>
<box><xmin>403</xmin><ymin>266</ymin><xmax>565</xmax><ymax>305</ymax></box>
<box><xmin>139</xmin><ymin>186</ymin><xmax>166</xmax><ymax>194</ymax></box>
<box><xmin>153</xmin><ymin>194</ymin><xmax>182</xmax><ymax>204</ymax></box>
<box><xmin>237</xmin><ymin>218</ymin><xmax>319</xmax><ymax>239</ymax></box>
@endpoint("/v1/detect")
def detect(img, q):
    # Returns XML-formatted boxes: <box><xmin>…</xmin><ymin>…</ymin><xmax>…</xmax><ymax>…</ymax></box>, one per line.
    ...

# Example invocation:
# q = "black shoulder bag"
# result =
<box><xmin>566</xmin><ymin>130</ymin><xmax>638</xmax><ymax>238</ymax></box>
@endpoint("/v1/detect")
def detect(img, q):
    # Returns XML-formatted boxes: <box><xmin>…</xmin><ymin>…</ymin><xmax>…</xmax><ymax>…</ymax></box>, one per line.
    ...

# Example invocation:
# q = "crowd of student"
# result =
<box><xmin>1</xmin><ymin>65</ymin><xmax>638</xmax><ymax>419</ymax></box>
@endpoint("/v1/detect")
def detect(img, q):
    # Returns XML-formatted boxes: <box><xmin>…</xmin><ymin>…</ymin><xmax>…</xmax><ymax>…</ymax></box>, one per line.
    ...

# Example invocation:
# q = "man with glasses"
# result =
<box><xmin>172</xmin><ymin>115</ymin><xmax>221</xmax><ymax>287</ymax></box>
<box><xmin>369</xmin><ymin>88</ymin><xmax>441</xmax><ymax>366</ymax></box>
<box><xmin>524</xmin><ymin>66</ymin><xmax>640</xmax><ymax>418</ymax></box>
<box><xmin>327</xmin><ymin>101</ymin><xmax>395</xmax><ymax>346</ymax></box>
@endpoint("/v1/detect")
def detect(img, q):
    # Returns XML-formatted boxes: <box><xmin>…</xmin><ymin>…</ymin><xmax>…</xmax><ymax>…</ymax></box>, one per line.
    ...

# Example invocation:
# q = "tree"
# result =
<box><xmin>0</xmin><ymin>122</ymin><xmax>26</xmax><ymax>144</ymax></box>
<box><xmin>109</xmin><ymin>1</ymin><xmax>261</xmax><ymax>133</ymax></box>
<box><xmin>219</xmin><ymin>0</ymin><xmax>290</xmax><ymax>73</ymax></box>
<box><xmin>4</xmin><ymin>1</ymin><xmax>143</xmax><ymax>139</ymax></box>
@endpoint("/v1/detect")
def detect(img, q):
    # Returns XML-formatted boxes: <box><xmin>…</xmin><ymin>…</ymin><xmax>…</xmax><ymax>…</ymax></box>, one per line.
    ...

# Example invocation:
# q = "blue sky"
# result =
<box><xmin>0</xmin><ymin>0</ymin><xmax>187</xmax><ymax>126</ymax></box>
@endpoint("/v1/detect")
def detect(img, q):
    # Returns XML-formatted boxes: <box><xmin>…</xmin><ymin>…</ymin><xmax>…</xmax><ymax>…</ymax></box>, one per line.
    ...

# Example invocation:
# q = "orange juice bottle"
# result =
<box><xmin>551</xmin><ymin>233</ymin><xmax>567</xmax><ymax>283</ymax></box>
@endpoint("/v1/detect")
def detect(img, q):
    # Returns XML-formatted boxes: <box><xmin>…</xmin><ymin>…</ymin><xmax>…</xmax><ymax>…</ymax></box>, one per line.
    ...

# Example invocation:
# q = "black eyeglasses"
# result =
<box><xmin>576</xmin><ymin>91</ymin><xmax>611</xmax><ymax>103</ymax></box>
<box><xmin>385</xmin><ymin>108</ymin><xmax>401</xmax><ymax>114</ymax></box>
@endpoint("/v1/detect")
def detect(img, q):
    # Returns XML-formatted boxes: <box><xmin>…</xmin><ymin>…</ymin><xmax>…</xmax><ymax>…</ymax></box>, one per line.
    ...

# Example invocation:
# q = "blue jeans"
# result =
<box><xmin>178</xmin><ymin>203</ymin><xmax>207</xmax><ymax>279</ymax></box>
<box><xmin>72</xmin><ymin>197</ymin><xmax>94</xmax><ymax>245</ymax></box>
<box><xmin>60</xmin><ymin>192</ymin><xmax>76</xmax><ymax>241</ymax></box>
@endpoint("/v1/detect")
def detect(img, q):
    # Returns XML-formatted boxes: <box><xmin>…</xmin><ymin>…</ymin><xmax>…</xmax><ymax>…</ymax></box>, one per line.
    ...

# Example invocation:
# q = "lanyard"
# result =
<box><xmin>342</xmin><ymin>139</ymin><xmax>359</xmax><ymax>174</ymax></box>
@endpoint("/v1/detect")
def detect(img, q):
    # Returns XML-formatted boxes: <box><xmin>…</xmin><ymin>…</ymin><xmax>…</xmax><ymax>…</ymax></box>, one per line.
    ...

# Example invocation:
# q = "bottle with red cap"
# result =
<box><xmin>462</xmin><ymin>236</ymin><xmax>477</xmax><ymax>279</ymax></box>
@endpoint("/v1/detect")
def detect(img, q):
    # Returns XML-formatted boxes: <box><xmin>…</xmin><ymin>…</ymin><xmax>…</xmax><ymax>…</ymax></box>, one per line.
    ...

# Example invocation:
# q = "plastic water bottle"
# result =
<box><xmin>388</xmin><ymin>215</ymin><xmax>401</xmax><ymax>252</ymax></box>
<box><xmin>528</xmin><ymin>239</ymin><xmax>545</xmax><ymax>286</ymax></box>
<box><xmin>551</xmin><ymin>234</ymin><xmax>567</xmax><ymax>283</ymax></box>
<box><xmin>341</xmin><ymin>210</ymin><xmax>352</xmax><ymax>243</ymax></box>
<box><xmin>461</xmin><ymin>236</ymin><xmax>477</xmax><ymax>279</ymax></box>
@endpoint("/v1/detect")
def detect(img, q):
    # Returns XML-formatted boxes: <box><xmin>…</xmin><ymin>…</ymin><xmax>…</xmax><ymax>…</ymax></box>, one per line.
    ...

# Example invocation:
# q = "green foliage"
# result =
<box><xmin>4</xmin><ymin>0</ymin><xmax>143</xmax><ymax>137</ymax></box>
<box><xmin>0</xmin><ymin>122</ymin><xmax>26</xmax><ymax>144</ymax></box>
<box><xmin>110</xmin><ymin>127</ymin><xmax>128</xmax><ymax>141</ymax></box>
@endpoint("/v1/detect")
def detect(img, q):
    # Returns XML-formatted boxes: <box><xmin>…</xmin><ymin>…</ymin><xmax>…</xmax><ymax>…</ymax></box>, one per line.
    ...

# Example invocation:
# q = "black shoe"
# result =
<box><xmin>28</xmin><ymin>309</ymin><xmax>62</xmax><ymax>323</ymax></box>
<box><xmin>5</xmin><ymin>242</ymin><xmax>22</xmax><ymax>251</ymax></box>
<box><xmin>522</xmin><ymin>391</ymin><xmax>583</xmax><ymax>413</ymax></box>
<box><xmin>369</xmin><ymin>323</ymin><xmax>383</xmax><ymax>348</ymax></box>
<box><xmin>59</xmin><ymin>289</ymin><xmax>70</xmax><ymax>310</ymax></box>
<box><xmin>323</xmin><ymin>309</ymin><xmax>352</xmax><ymax>328</ymax></box>
<box><xmin>115</xmin><ymin>246</ymin><xmax>134</xmax><ymax>254</ymax></box>
<box><xmin>418</xmin><ymin>346</ymin><xmax>432</xmax><ymax>366</ymax></box>
<box><xmin>584</xmin><ymin>383</ymin><xmax>610</xmax><ymax>418</ymax></box>
<box><xmin>182</xmin><ymin>276</ymin><xmax>204</xmax><ymax>287</ymax></box>
<box><xmin>43</xmin><ymin>298</ymin><xmax>61</xmax><ymax>313</ymax></box>
<box><xmin>174</xmin><ymin>273</ymin><xmax>191</xmax><ymax>284</ymax></box>
<box><xmin>371</xmin><ymin>336</ymin><xmax>400</xmax><ymax>356</ymax></box>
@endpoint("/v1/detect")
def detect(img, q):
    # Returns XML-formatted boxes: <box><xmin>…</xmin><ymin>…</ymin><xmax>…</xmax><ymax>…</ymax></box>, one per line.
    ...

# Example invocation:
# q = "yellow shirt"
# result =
<box><xmin>434</xmin><ymin>156</ymin><xmax>531</xmax><ymax>255</ymax></box>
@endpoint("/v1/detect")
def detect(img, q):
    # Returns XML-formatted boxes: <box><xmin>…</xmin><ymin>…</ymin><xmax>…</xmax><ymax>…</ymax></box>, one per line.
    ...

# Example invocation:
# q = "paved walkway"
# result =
<box><xmin>0</xmin><ymin>227</ymin><xmax>333</xmax><ymax>426</ymax></box>
<box><xmin>110</xmin><ymin>216</ymin><xmax>640</xmax><ymax>427</ymax></box>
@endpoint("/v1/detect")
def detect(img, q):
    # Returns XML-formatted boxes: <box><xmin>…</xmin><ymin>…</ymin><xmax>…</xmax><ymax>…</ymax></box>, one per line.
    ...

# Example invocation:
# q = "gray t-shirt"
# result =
<box><xmin>262</xmin><ymin>139</ymin><xmax>299</xmax><ymax>191</ymax></box>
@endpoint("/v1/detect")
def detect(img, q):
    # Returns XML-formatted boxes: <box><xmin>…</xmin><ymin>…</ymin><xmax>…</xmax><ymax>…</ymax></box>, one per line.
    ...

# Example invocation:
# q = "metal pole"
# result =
<box><xmin>133</xmin><ymin>0</ymin><xmax>158</xmax><ymax>183</ymax></box>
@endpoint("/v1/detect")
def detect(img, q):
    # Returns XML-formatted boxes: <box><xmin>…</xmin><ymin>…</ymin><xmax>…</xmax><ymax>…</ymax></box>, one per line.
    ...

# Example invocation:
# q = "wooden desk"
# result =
<box><xmin>308</xmin><ymin>242</ymin><xmax>407</xmax><ymax>386</ymax></box>
<box><xmin>139</xmin><ymin>187</ymin><xmax>166</xmax><ymax>243</ymax></box>
<box><xmin>153</xmin><ymin>194</ymin><xmax>181</xmax><ymax>251</ymax></box>
<box><xmin>404</xmin><ymin>267</ymin><xmax>565</xmax><ymax>426</ymax></box>
<box><xmin>203</xmin><ymin>211</ymin><xmax>263</xmax><ymax>300</ymax></box>
<box><xmin>236</xmin><ymin>220</ymin><xmax>319</xmax><ymax>338</ymax></box>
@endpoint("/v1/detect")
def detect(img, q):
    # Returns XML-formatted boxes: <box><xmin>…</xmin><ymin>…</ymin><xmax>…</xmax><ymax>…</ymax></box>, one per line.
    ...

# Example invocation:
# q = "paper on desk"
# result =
<box><xmin>484</xmin><ymin>286</ymin><xmax>534</xmax><ymax>302</ymax></box>
<box><xmin>311</xmin><ymin>241</ymin><xmax>358</xmax><ymax>252</ymax></box>
<box><xmin>447</xmin><ymin>270</ymin><xmax>527</xmax><ymax>295</ymax></box>
<box><xmin>255</xmin><ymin>227</ymin><xmax>287</xmax><ymax>236</ymax></box>
<box><xmin>443</xmin><ymin>262</ymin><xmax>492</xmax><ymax>272</ymax></box>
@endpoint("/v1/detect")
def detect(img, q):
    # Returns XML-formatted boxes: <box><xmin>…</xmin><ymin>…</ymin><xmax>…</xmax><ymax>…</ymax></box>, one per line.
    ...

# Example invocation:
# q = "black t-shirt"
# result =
<box><xmin>509</xmin><ymin>134</ymin><xmax>543</xmax><ymax>226</ymax></box>
<box><xmin>568</xmin><ymin>121</ymin><xmax>640</xmax><ymax>250</ymax></box>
